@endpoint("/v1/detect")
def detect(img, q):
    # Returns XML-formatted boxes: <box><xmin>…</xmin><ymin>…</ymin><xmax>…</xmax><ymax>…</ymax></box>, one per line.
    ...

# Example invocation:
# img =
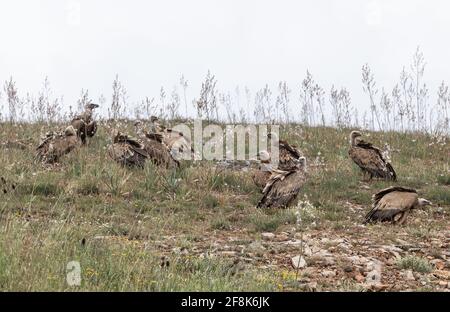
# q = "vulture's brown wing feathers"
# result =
<box><xmin>364</xmin><ymin>186</ymin><xmax>418</xmax><ymax>224</ymax></box>
<box><xmin>386</xmin><ymin>162</ymin><xmax>397</xmax><ymax>181</ymax></box>
<box><xmin>35</xmin><ymin>130</ymin><xmax>79</xmax><ymax>164</ymax></box>
<box><xmin>145</xmin><ymin>132</ymin><xmax>164</xmax><ymax>143</ymax></box>
<box><xmin>278</xmin><ymin>139</ymin><xmax>302</xmax><ymax>170</ymax></box>
<box><xmin>251</xmin><ymin>168</ymin><xmax>272</xmax><ymax>192</ymax></box>
<box><xmin>143</xmin><ymin>138</ymin><xmax>179</xmax><ymax>169</ymax></box>
<box><xmin>279</xmin><ymin>139</ymin><xmax>302</xmax><ymax>158</ymax></box>
<box><xmin>86</xmin><ymin>120</ymin><xmax>97</xmax><ymax>137</ymax></box>
<box><xmin>349</xmin><ymin>143</ymin><xmax>396</xmax><ymax>181</ymax></box>
<box><xmin>108</xmin><ymin>142</ymin><xmax>148</xmax><ymax>168</ymax></box>
<box><xmin>257</xmin><ymin>169</ymin><xmax>306</xmax><ymax>209</ymax></box>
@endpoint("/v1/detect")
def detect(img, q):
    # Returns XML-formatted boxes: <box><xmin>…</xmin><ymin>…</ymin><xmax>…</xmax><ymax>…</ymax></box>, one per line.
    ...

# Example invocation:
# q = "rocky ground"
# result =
<box><xmin>90</xmin><ymin>202</ymin><xmax>450</xmax><ymax>292</ymax></box>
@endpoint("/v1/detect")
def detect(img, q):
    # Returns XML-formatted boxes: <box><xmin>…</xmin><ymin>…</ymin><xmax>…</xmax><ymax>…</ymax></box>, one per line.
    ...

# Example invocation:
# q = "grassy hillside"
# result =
<box><xmin>0</xmin><ymin>121</ymin><xmax>449</xmax><ymax>291</ymax></box>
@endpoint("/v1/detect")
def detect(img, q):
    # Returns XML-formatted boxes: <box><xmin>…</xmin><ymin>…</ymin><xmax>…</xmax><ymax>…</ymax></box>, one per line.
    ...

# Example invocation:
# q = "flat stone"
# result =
<box><xmin>291</xmin><ymin>256</ymin><xmax>307</xmax><ymax>269</ymax></box>
<box><xmin>261</xmin><ymin>232</ymin><xmax>275</xmax><ymax>241</ymax></box>
<box><xmin>438</xmin><ymin>281</ymin><xmax>448</xmax><ymax>287</ymax></box>
<box><xmin>321</xmin><ymin>270</ymin><xmax>336</xmax><ymax>278</ymax></box>
<box><xmin>404</xmin><ymin>270</ymin><xmax>415</xmax><ymax>281</ymax></box>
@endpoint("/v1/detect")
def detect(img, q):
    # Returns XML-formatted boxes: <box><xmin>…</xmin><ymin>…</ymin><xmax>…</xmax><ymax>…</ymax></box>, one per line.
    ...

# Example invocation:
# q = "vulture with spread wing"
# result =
<box><xmin>267</xmin><ymin>133</ymin><xmax>303</xmax><ymax>170</ymax></box>
<box><xmin>364</xmin><ymin>186</ymin><xmax>432</xmax><ymax>225</ymax></box>
<box><xmin>348</xmin><ymin>131</ymin><xmax>396</xmax><ymax>181</ymax></box>
<box><xmin>35</xmin><ymin>125</ymin><xmax>80</xmax><ymax>164</ymax></box>
<box><xmin>257</xmin><ymin>157</ymin><xmax>307</xmax><ymax>209</ymax></box>
<box><xmin>108</xmin><ymin>132</ymin><xmax>149</xmax><ymax>168</ymax></box>
<box><xmin>71</xmin><ymin>103</ymin><xmax>99</xmax><ymax>144</ymax></box>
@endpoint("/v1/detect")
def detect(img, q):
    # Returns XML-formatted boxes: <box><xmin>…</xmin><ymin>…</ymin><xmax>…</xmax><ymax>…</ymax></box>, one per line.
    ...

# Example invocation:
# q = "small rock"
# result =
<box><xmin>275</xmin><ymin>234</ymin><xmax>289</xmax><ymax>241</ymax></box>
<box><xmin>366</xmin><ymin>270</ymin><xmax>382</xmax><ymax>286</ymax></box>
<box><xmin>347</xmin><ymin>255</ymin><xmax>363</xmax><ymax>265</ymax></box>
<box><xmin>261</xmin><ymin>232</ymin><xmax>275</xmax><ymax>241</ymax></box>
<box><xmin>404</xmin><ymin>270</ymin><xmax>415</xmax><ymax>281</ymax></box>
<box><xmin>321</xmin><ymin>270</ymin><xmax>336</xmax><ymax>278</ymax></box>
<box><xmin>438</xmin><ymin>281</ymin><xmax>447</xmax><ymax>287</ymax></box>
<box><xmin>220</xmin><ymin>251</ymin><xmax>237</xmax><ymax>256</ymax></box>
<box><xmin>93</xmin><ymin>235</ymin><xmax>108</xmax><ymax>240</ymax></box>
<box><xmin>366</xmin><ymin>260</ymin><xmax>383</xmax><ymax>272</ymax></box>
<box><xmin>291</xmin><ymin>256</ymin><xmax>307</xmax><ymax>269</ymax></box>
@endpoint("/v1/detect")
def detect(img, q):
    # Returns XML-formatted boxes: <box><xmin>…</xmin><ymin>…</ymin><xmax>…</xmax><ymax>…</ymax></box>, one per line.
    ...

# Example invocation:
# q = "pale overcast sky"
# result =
<box><xmin>0</xmin><ymin>0</ymin><xmax>449</xmax><ymax>118</ymax></box>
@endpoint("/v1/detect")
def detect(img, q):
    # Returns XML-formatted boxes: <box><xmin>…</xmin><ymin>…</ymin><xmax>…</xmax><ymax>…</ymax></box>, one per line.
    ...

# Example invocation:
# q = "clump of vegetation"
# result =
<box><xmin>397</xmin><ymin>256</ymin><xmax>433</xmax><ymax>273</ymax></box>
<box><xmin>76</xmin><ymin>175</ymin><xmax>100</xmax><ymax>195</ymax></box>
<box><xmin>437</xmin><ymin>174</ymin><xmax>450</xmax><ymax>186</ymax></box>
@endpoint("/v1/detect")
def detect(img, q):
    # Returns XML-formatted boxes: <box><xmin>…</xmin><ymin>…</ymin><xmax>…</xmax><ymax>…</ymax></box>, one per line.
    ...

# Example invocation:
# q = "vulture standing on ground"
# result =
<box><xmin>364</xmin><ymin>186</ymin><xmax>432</xmax><ymax>225</ymax></box>
<box><xmin>107</xmin><ymin>132</ymin><xmax>149</xmax><ymax>168</ymax></box>
<box><xmin>348</xmin><ymin>130</ymin><xmax>396</xmax><ymax>181</ymax></box>
<box><xmin>149</xmin><ymin>116</ymin><xmax>194</xmax><ymax>159</ymax></box>
<box><xmin>257</xmin><ymin>156</ymin><xmax>308</xmax><ymax>209</ymax></box>
<box><xmin>35</xmin><ymin>125</ymin><xmax>80</xmax><ymax>164</ymax></box>
<box><xmin>71</xmin><ymin>103</ymin><xmax>100</xmax><ymax>144</ymax></box>
<box><xmin>134</xmin><ymin>121</ymin><xmax>180</xmax><ymax>169</ymax></box>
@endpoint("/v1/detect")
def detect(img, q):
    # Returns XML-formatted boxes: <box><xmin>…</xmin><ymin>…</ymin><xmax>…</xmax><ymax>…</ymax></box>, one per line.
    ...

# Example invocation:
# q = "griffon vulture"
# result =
<box><xmin>134</xmin><ymin>121</ymin><xmax>180</xmax><ymax>168</ymax></box>
<box><xmin>35</xmin><ymin>125</ymin><xmax>80</xmax><ymax>164</ymax></box>
<box><xmin>348</xmin><ymin>131</ymin><xmax>396</xmax><ymax>181</ymax></box>
<box><xmin>364</xmin><ymin>186</ymin><xmax>432</xmax><ymax>225</ymax></box>
<box><xmin>71</xmin><ymin>103</ymin><xmax>99</xmax><ymax>144</ymax></box>
<box><xmin>257</xmin><ymin>156</ymin><xmax>307</xmax><ymax>209</ymax></box>
<box><xmin>148</xmin><ymin>116</ymin><xmax>194</xmax><ymax>160</ymax></box>
<box><xmin>107</xmin><ymin>132</ymin><xmax>149</xmax><ymax>168</ymax></box>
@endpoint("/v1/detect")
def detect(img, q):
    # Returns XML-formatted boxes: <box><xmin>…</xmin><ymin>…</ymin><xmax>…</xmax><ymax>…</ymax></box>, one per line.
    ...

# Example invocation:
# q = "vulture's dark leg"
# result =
<box><xmin>361</xmin><ymin>170</ymin><xmax>369</xmax><ymax>182</ymax></box>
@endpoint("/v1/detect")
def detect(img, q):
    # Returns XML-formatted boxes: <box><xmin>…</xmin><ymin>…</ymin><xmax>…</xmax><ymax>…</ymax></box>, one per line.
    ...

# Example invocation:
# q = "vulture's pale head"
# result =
<box><xmin>350</xmin><ymin>130</ymin><xmax>362</xmax><ymax>146</ymax></box>
<box><xmin>417</xmin><ymin>198</ymin><xmax>432</xmax><ymax>207</ymax></box>
<box><xmin>257</xmin><ymin>150</ymin><xmax>271</xmax><ymax>163</ymax></box>
<box><xmin>150</xmin><ymin>116</ymin><xmax>159</xmax><ymax>123</ymax></box>
<box><xmin>64</xmin><ymin>125</ymin><xmax>77</xmax><ymax>137</ymax></box>
<box><xmin>298</xmin><ymin>156</ymin><xmax>307</xmax><ymax>170</ymax></box>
